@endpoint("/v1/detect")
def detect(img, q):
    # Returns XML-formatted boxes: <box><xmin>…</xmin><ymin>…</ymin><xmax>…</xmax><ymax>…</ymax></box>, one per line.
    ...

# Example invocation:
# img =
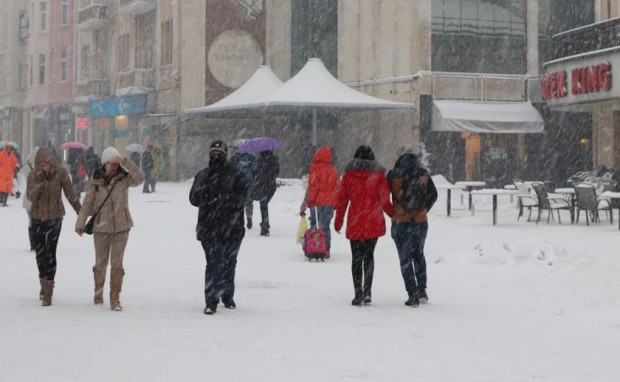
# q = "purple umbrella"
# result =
<box><xmin>59</xmin><ymin>141</ymin><xmax>88</xmax><ymax>150</ymax></box>
<box><xmin>237</xmin><ymin>137</ymin><xmax>285</xmax><ymax>153</ymax></box>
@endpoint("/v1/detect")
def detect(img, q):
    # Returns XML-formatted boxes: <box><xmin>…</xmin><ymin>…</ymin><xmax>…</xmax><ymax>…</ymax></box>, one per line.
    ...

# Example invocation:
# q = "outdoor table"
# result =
<box><xmin>600</xmin><ymin>191</ymin><xmax>620</xmax><ymax>230</ymax></box>
<box><xmin>455</xmin><ymin>181</ymin><xmax>487</xmax><ymax>211</ymax></box>
<box><xmin>504</xmin><ymin>184</ymin><xmax>516</xmax><ymax>203</ymax></box>
<box><xmin>471</xmin><ymin>188</ymin><xmax>519</xmax><ymax>225</ymax></box>
<box><xmin>435</xmin><ymin>184</ymin><xmax>466</xmax><ymax>217</ymax></box>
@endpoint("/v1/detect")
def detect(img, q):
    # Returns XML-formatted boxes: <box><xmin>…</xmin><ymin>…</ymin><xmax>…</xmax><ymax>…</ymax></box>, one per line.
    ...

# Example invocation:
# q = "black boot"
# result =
<box><xmin>351</xmin><ymin>294</ymin><xmax>363</xmax><ymax>306</ymax></box>
<box><xmin>260</xmin><ymin>223</ymin><xmax>269</xmax><ymax>236</ymax></box>
<box><xmin>246</xmin><ymin>217</ymin><xmax>252</xmax><ymax>229</ymax></box>
<box><xmin>28</xmin><ymin>227</ymin><xmax>35</xmax><ymax>251</ymax></box>
<box><xmin>405</xmin><ymin>294</ymin><xmax>420</xmax><ymax>307</ymax></box>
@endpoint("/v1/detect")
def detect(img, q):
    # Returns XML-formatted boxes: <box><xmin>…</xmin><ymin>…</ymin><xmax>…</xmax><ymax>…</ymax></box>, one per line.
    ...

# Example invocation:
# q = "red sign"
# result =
<box><xmin>542</xmin><ymin>62</ymin><xmax>612</xmax><ymax>100</ymax></box>
<box><xmin>76</xmin><ymin>117</ymin><xmax>88</xmax><ymax>130</ymax></box>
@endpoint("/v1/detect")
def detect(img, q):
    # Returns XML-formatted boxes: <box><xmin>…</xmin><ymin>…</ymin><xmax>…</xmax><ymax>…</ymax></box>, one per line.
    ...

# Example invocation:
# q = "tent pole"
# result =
<box><xmin>312</xmin><ymin>108</ymin><xmax>317</xmax><ymax>146</ymax></box>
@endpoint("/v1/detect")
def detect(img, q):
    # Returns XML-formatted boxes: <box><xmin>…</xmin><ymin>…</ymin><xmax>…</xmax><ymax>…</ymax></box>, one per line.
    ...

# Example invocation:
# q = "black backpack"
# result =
<box><xmin>401</xmin><ymin>173</ymin><xmax>427</xmax><ymax>210</ymax></box>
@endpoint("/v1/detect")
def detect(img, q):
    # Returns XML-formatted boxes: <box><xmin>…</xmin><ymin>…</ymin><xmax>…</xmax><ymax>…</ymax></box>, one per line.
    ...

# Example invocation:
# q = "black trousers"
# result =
<box><xmin>32</xmin><ymin>218</ymin><xmax>63</xmax><ymax>280</ymax></box>
<box><xmin>350</xmin><ymin>238</ymin><xmax>378</xmax><ymax>298</ymax></box>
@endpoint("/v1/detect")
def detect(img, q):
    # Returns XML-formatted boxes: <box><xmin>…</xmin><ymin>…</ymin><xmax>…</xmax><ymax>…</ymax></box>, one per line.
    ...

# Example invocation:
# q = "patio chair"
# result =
<box><xmin>514</xmin><ymin>180</ymin><xmax>538</xmax><ymax>221</ymax></box>
<box><xmin>573</xmin><ymin>183</ymin><xmax>612</xmax><ymax>225</ymax></box>
<box><xmin>531</xmin><ymin>182</ymin><xmax>573</xmax><ymax>224</ymax></box>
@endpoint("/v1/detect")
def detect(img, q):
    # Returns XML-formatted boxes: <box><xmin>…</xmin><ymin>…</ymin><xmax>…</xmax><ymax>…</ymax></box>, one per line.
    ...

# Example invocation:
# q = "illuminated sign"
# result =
<box><xmin>541</xmin><ymin>62</ymin><xmax>611</xmax><ymax>101</ymax></box>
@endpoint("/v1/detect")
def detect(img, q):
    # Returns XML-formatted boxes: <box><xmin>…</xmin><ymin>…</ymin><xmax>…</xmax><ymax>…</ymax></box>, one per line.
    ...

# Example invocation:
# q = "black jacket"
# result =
<box><xmin>189</xmin><ymin>160</ymin><xmax>248</xmax><ymax>241</ymax></box>
<box><xmin>251</xmin><ymin>152</ymin><xmax>279</xmax><ymax>200</ymax></box>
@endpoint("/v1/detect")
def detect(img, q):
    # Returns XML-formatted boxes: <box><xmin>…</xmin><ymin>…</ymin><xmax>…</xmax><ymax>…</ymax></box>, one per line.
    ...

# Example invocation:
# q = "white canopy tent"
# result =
<box><xmin>185</xmin><ymin>65</ymin><xmax>283</xmax><ymax>114</ymax></box>
<box><xmin>186</xmin><ymin>58</ymin><xmax>415</xmax><ymax>145</ymax></box>
<box><xmin>431</xmin><ymin>100</ymin><xmax>544</xmax><ymax>134</ymax></box>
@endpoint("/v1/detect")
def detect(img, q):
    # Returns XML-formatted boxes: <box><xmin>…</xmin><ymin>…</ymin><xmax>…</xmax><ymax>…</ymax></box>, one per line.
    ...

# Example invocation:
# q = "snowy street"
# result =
<box><xmin>1</xmin><ymin>179</ymin><xmax>619</xmax><ymax>382</ymax></box>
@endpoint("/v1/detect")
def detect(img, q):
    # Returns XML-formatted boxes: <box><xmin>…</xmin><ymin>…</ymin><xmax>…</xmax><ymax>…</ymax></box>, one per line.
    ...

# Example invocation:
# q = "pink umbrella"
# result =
<box><xmin>59</xmin><ymin>141</ymin><xmax>88</xmax><ymax>150</ymax></box>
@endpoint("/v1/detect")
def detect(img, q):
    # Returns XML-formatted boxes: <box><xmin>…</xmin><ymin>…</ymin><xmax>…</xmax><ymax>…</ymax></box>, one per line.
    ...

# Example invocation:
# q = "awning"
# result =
<box><xmin>431</xmin><ymin>100</ymin><xmax>544</xmax><ymax>134</ymax></box>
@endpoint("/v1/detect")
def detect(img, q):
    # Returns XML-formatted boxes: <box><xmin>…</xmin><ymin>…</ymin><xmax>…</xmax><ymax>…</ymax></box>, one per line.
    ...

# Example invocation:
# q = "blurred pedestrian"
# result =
<box><xmin>27</xmin><ymin>146</ymin><xmax>81</xmax><ymax>306</ymax></box>
<box><xmin>0</xmin><ymin>144</ymin><xmax>19</xmax><ymax>206</ymax></box>
<box><xmin>230</xmin><ymin>150</ymin><xmax>256</xmax><ymax>229</ymax></box>
<box><xmin>84</xmin><ymin>146</ymin><xmax>101</xmax><ymax>178</ymax></box>
<box><xmin>189</xmin><ymin>140</ymin><xmax>248</xmax><ymax>315</ymax></box>
<box><xmin>335</xmin><ymin>145</ymin><xmax>393</xmax><ymax>306</ymax></box>
<box><xmin>142</xmin><ymin>144</ymin><xmax>154</xmax><ymax>193</ymax></box>
<box><xmin>386</xmin><ymin>152</ymin><xmax>437</xmax><ymax>307</ymax></box>
<box><xmin>75</xmin><ymin>147</ymin><xmax>144</xmax><ymax>311</ymax></box>
<box><xmin>251</xmin><ymin>150</ymin><xmax>280</xmax><ymax>236</ymax></box>
<box><xmin>151</xmin><ymin>145</ymin><xmax>164</xmax><ymax>192</ymax></box>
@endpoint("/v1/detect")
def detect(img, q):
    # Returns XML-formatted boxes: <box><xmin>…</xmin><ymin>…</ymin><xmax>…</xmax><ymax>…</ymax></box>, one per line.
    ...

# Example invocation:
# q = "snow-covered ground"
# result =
<box><xmin>1</xmin><ymin>179</ymin><xmax>619</xmax><ymax>382</ymax></box>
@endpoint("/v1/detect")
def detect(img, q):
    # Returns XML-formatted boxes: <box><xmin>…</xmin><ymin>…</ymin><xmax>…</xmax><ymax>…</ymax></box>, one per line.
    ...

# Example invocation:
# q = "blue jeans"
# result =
<box><xmin>309</xmin><ymin>205</ymin><xmax>334</xmax><ymax>250</ymax></box>
<box><xmin>391</xmin><ymin>221</ymin><xmax>428</xmax><ymax>296</ymax></box>
<box><xmin>201</xmin><ymin>239</ymin><xmax>242</xmax><ymax>304</ymax></box>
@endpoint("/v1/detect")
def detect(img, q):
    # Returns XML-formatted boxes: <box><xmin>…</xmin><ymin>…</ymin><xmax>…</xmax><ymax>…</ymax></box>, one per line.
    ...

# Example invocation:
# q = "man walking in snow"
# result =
<box><xmin>189</xmin><ymin>140</ymin><xmax>248</xmax><ymax>315</ymax></box>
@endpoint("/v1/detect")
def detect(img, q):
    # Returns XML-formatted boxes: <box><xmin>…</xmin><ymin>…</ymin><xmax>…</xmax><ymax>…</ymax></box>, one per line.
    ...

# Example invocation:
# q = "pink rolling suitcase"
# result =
<box><xmin>302</xmin><ymin>228</ymin><xmax>328</xmax><ymax>261</ymax></box>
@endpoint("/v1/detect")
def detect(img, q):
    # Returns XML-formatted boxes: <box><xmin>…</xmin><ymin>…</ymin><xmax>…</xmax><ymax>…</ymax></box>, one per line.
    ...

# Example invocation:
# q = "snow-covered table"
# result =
<box><xmin>471</xmin><ymin>188</ymin><xmax>519</xmax><ymax>225</ymax></box>
<box><xmin>600</xmin><ymin>191</ymin><xmax>620</xmax><ymax>230</ymax></box>
<box><xmin>455</xmin><ymin>181</ymin><xmax>487</xmax><ymax>211</ymax></box>
<box><xmin>435</xmin><ymin>183</ymin><xmax>466</xmax><ymax>217</ymax></box>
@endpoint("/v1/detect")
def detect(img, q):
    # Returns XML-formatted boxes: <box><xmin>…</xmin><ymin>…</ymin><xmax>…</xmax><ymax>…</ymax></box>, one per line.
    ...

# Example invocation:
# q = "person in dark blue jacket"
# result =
<box><xmin>189</xmin><ymin>140</ymin><xmax>248</xmax><ymax>315</ymax></box>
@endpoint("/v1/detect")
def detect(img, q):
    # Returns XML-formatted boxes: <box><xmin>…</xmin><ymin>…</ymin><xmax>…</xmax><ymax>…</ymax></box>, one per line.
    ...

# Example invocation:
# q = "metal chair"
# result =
<box><xmin>573</xmin><ymin>183</ymin><xmax>612</xmax><ymax>225</ymax></box>
<box><xmin>514</xmin><ymin>180</ymin><xmax>538</xmax><ymax>221</ymax></box>
<box><xmin>531</xmin><ymin>182</ymin><xmax>573</xmax><ymax>224</ymax></box>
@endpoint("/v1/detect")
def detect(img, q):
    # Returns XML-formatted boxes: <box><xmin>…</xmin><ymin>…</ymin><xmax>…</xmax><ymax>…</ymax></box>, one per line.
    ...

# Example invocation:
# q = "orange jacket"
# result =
<box><xmin>308</xmin><ymin>147</ymin><xmax>340</xmax><ymax>207</ymax></box>
<box><xmin>0</xmin><ymin>146</ymin><xmax>19</xmax><ymax>194</ymax></box>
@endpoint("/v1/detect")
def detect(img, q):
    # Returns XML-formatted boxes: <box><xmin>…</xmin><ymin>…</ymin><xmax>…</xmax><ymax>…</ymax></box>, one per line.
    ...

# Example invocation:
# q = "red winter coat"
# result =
<box><xmin>0</xmin><ymin>146</ymin><xmax>19</xmax><ymax>194</ymax></box>
<box><xmin>335</xmin><ymin>159</ymin><xmax>393</xmax><ymax>240</ymax></box>
<box><xmin>308</xmin><ymin>147</ymin><xmax>340</xmax><ymax>207</ymax></box>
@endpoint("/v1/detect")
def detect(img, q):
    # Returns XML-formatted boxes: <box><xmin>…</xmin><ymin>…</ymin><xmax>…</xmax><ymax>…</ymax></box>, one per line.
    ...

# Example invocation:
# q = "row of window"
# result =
<box><xmin>27</xmin><ymin>48</ymin><xmax>68</xmax><ymax>87</ymax></box>
<box><xmin>30</xmin><ymin>0</ymin><xmax>69</xmax><ymax>34</ymax></box>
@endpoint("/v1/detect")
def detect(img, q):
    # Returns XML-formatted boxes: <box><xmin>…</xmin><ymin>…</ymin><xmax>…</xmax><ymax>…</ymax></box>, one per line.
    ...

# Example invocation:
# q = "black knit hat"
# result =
<box><xmin>353</xmin><ymin>145</ymin><xmax>375</xmax><ymax>161</ymax></box>
<box><xmin>209</xmin><ymin>140</ymin><xmax>227</xmax><ymax>156</ymax></box>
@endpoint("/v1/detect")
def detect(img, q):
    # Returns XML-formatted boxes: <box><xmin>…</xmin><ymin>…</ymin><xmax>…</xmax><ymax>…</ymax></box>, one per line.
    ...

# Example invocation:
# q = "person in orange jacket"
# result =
<box><xmin>299</xmin><ymin>146</ymin><xmax>340</xmax><ymax>254</ymax></box>
<box><xmin>0</xmin><ymin>144</ymin><xmax>20</xmax><ymax>206</ymax></box>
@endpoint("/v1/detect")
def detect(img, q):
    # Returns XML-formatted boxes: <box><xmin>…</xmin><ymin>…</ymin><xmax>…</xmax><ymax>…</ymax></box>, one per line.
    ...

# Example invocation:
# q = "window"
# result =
<box><xmin>161</xmin><ymin>19</ymin><xmax>173</xmax><ymax>65</ymax></box>
<box><xmin>60</xmin><ymin>49</ymin><xmax>68</xmax><ymax>82</ymax></box>
<box><xmin>61</xmin><ymin>0</ymin><xmax>68</xmax><ymax>25</ymax></box>
<box><xmin>38</xmin><ymin>54</ymin><xmax>45</xmax><ymax>85</ymax></box>
<box><xmin>29</xmin><ymin>55</ymin><xmax>33</xmax><ymax>86</ymax></box>
<box><xmin>431</xmin><ymin>0</ymin><xmax>527</xmax><ymax>74</ymax></box>
<box><xmin>136</xmin><ymin>13</ymin><xmax>154</xmax><ymax>69</ymax></box>
<box><xmin>40</xmin><ymin>2</ymin><xmax>47</xmax><ymax>32</ymax></box>
<box><xmin>18</xmin><ymin>64</ymin><xmax>27</xmax><ymax>90</ymax></box>
<box><xmin>81</xmin><ymin>45</ymin><xmax>90</xmax><ymax>80</ymax></box>
<box><xmin>116</xmin><ymin>34</ymin><xmax>130</xmax><ymax>71</ymax></box>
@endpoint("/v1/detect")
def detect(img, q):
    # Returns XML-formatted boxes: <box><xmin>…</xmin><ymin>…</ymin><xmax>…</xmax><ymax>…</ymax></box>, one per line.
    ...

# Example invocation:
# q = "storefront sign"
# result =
<box><xmin>543</xmin><ymin>51</ymin><xmax>620</xmax><ymax>107</ymax></box>
<box><xmin>542</xmin><ymin>62</ymin><xmax>611</xmax><ymax>100</ymax></box>
<box><xmin>90</xmin><ymin>95</ymin><xmax>146</xmax><ymax>117</ymax></box>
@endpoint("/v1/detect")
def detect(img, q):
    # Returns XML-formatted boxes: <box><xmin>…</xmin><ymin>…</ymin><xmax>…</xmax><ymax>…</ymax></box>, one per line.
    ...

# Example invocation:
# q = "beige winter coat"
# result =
<box><xmin>76</xmin><ymin>157</ymin><xmax>144</xmax><ymax>233</ymax></box>
<box><xmin>27</xmin><ymin>146</ymin><xmax>81</xmax><ymax>220</ymax></box>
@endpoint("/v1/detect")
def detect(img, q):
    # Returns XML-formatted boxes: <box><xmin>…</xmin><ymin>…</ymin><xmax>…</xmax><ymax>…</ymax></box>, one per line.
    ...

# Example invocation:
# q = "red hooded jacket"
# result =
<box><xmin>335</xmin><ymin>158</ymin><xmax>393</xmax><ymax>240</ymax></box>
<box><xmin>308</xmin><ymin>147</ymin><xmax>340</xmax><ymax>207</ymax></box>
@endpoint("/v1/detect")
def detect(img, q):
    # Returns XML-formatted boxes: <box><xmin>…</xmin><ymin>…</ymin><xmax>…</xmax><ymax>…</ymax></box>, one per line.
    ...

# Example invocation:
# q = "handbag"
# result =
<box><xmin>83</xmin><ymin>181</ymin><xmax>117</xmax><ymax>235</ymax></box>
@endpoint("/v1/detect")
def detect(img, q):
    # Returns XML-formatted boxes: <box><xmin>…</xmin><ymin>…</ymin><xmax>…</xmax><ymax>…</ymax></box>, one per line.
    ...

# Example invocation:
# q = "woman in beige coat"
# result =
<box><xmin>75</xmin><ymin>147</ymin><xmax>144</xmax><ymax>311</ymax></box>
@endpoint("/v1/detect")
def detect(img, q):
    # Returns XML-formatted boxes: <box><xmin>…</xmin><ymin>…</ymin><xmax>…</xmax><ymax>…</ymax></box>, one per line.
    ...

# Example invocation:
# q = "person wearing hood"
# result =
<box><xmin>386</xmin><ymin>152</ymin><xmax>438</xmax><ymax>307</ymax></box>
<box><xmin>190</xmin><ymin>140</ymin><xmax>248</xmax><ymax>315</ymax></box>
<box><xmin>251</xmin><ymin>149</ymin><xmax>280</xmax><ymax>236</ymax></box>
<box><xmin>335</xmin><ymin>145</ymin><xmax>393</xmax><ymax>306</ymax></box>
<box><xmin>0</xmin><ymin>144</ymin><xmax>20</xmax><ymax>206</ymax></box>
<box><xmin>26</xmin><ymin>146</ymin><xmax>82</xmax><ymax>306</ymax></box>
<box><xmin>83</xmin><ymin>146</ymin><xmax>101</xmax><ymax>178</ymax></box>
<box><xmin>299</xmin><ymin>146</ymin><xmax>340</xmax><ymax>255</ymax></box>
<box><xmin>75</xmin><ymin>147</ymin><xmax>144</xmax><ymax>311</ymax></box>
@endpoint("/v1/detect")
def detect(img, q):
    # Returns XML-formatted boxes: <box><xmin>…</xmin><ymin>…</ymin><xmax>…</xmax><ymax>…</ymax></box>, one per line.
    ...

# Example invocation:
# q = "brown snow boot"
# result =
<box><xmin>109</xmin><ymin>268</ymin><xmax>125</xmax><ymax>311</ymax></box>
<box><xmin>41</xmin><ymin>280</ymin><xmax>54</xmax><ymax>306</ymax></box>
<box><xmin>39</xmin><ymin>278</ymin><xmax>45</xmax><ymax>300</ymax></box>
<box><xmin>93</xmin><ymin>267</ymin><xmax>106</xmax><ymax>305</ymax></box>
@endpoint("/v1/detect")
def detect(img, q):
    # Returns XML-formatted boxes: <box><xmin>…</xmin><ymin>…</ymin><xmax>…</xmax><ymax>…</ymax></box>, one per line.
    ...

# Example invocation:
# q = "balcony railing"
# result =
<box><xmin>75</xmin><ymin>79</ymin><xmax>110</xmax><ymax>98</ymax></box>
<box><xmin>118</xmin><ymin>0</ymin><xmax>156</xmax><ymax>15</ymax></box>
<box><xmin>77</xmin><ymin>4</ymin><xmax>109</xmax><ymax>31</ymax></box>
<box><xmin>432</xmin><ymin>72</ymin><xmax>527</xmax><ymax>102</ymax></box>
<box><xmin>117</xmin><ymin>69</ymin><xmax>154</xmax><ymax>90</ymax></box>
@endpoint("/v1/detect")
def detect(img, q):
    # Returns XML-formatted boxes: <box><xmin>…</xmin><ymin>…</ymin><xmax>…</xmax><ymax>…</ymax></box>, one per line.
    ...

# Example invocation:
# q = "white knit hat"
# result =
<box><xmin>101</xmin><ymin>147</ymin><xmax>121</xmax><ymax>164</ymax></box>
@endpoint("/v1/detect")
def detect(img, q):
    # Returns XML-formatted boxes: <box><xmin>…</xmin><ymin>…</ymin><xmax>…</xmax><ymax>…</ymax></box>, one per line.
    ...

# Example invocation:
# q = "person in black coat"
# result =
<box><xmin>251</xmin><ymin>150</ymin><xmax>280</xmax><ymax>236</ymax></box>
<box><xmin>189</xmin><ymin>140</ymin><xmax>248</xmax><ymax>315</ymax></box>
<box><xmin>84</xmin><ymin>147</ymin><xmax>101</xmax><ymax>178</ymax></box>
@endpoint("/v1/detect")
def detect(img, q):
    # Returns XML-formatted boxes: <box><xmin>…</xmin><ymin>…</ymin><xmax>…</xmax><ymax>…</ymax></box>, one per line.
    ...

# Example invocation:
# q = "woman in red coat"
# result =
<box><xmin>335</xmin><ymin>145</ymin><xmax>393</xmax><ymax>306</ymax></box>
<box><xmin>299</xmin><ymin>146</ymin><xmax>340</xmax><ymax>254</ymax></box>
<box><xmin>0</xmin><ymin>144</ymin><xmax>19</xmax><ymax>206</ymax></box>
